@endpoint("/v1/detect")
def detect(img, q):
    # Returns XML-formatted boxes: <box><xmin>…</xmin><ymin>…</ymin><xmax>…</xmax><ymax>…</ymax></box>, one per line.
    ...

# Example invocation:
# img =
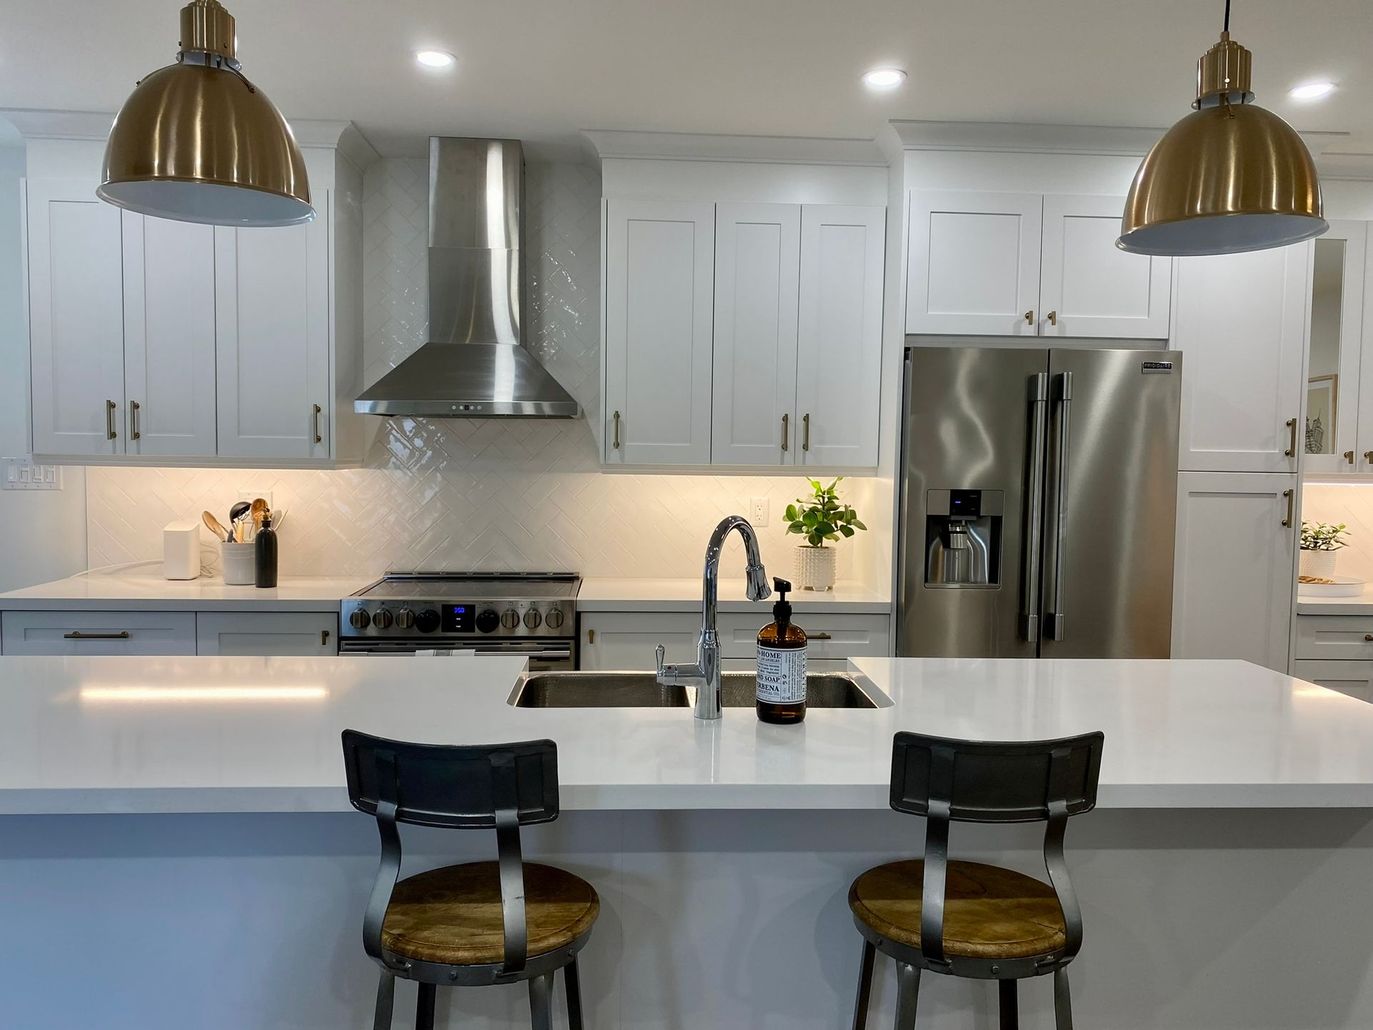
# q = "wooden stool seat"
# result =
<box><xmin>850</xmin><ymin>859</ymin><xmax>1067</xmax><ymax>961</ymax></box>
<box><xmin>382</xmin><ymin>861</ymin><xmax>600</xmax><ymax>967</ymax></box>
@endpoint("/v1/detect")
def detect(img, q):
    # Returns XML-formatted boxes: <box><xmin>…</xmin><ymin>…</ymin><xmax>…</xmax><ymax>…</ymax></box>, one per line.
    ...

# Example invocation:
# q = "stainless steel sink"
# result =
<box><xmin>509</xmin><ymin>671</ymin><xmax>880</xmax><ymax>709</ymax></box>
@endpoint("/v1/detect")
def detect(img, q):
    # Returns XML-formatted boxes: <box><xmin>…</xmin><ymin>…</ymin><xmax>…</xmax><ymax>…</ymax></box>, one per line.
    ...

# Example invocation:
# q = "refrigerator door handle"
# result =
<box><xmin>1044</xmin><ymin>371</ymin><xmax>1073</xmax><ymax>641</ymax></box>
<box><xmin>1019</xmin><ymin>372</ymin><xmax>1051</xmax><ymax>642</ymax></box>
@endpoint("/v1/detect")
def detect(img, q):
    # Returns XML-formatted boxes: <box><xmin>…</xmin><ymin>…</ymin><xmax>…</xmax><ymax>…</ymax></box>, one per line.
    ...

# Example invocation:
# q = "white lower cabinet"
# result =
<box><xmin>1292</xmin><ymin>658</ymin><xmax>1373</xmax><ymax>704</ymax></box>
<box><xmin>196</xmin><ymin>612</ymin><xmax>339</xmax><ymax>656</ymax></box>
<box><xmin>1</xmin><ymin>611</ymin><xmax>196</xmax><ymax>656</ymax></box>
<box><xmin>1292</xmin><ymin>615</ymin><xmax>1373</xmax><ymax>703</ymax></box>
<box><xmin>1171</xmin><ymin>471</ymin><xmax>1297</xmax><ymax>672</ymax></box>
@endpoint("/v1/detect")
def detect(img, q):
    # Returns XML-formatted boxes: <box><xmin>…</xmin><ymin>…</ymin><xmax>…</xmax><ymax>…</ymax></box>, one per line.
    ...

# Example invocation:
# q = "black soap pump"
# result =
<box><xmin>756</xmin><ymin>577</ymin><xmax>807</xmax><ymax>724</ymax></box>
<box><xmin>254</xmin><ymin>514</ymin><xmax>278</xmax><ymax>588</ymax></box>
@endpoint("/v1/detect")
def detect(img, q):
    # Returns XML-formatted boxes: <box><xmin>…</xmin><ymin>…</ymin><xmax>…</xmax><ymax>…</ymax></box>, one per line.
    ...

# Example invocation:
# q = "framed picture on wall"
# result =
<box><xmin>1306</xmin><ymin>374</ymin><xmax>1338</xmax><ymax>454</ymax></box>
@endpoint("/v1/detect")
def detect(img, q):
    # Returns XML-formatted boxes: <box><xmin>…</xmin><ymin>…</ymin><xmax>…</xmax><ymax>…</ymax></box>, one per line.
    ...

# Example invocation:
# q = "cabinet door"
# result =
<box><xmin>195</xmin><ymin>612</ymin><xmax>338</xmax><ymax>655</ymax></box>
<box><xmin>122</xmin><ymin>213</ymin><xmax>218</xmax><ymax>457</ymax></box>
<box><xmin>906</xmin><ymin>190</ymin><xmax>1041</xmax><ymax>336</ymax></box>
<box><xmin>1291</xmin><ymin>659</ymin><xmax>1373</xmax><ymax>704</ymax></box>
<box><xmin>0</xmin><ymin>610</ymin><xmax>196</xmax><ymax>656</ymax></box>
<box><xmin>604</xmin><ymin>199</ymin><xmax>715</xmax><ymax>465</ymax></box>
<box><xmin>215</xmin><ymin>190</ymin><xmax>331</xmax><ymax>461</ymax></box>
<box><xmin>1039</xmin><ymin>194</ymin><xmax>1171</xmax><ymax>339</ymax></box>
<box><xmin>1173</xmin><ymin>243</ymin><xmax>1310</xmax><ymax>472</ymax></box>
<box><xmin>1171</xmin><ymin>471</ymin><xmax>1297</xmax><ymax>672</ymax></box>
<box><xmin>578</xmin><ymin>612</ymin><xmax>698</xmax><ymax>670</ymax></box>
<box><xmin>795</xmin><ymin>205</ymin><xmax>885</xmax><ymax>468</ymax></box>
<box><xmin>711</xmin><ymin>203</ymin><xmax>800</xmax><ymax>466</ymax></box>
<box><xmin>1303</xmin><ymin>222</ymin><xmax>1366</xmax><ymax>474</ymax></box>
<box><xmin>26</xmin><ymin>180</ymin><xmax>126</xmax><ymax>457</ymax></box>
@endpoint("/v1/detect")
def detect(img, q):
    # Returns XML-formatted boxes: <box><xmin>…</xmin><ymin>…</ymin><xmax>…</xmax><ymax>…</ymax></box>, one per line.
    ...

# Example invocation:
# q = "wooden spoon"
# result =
<box><xmin>250</xmin><ymin>498</ymin><xmax>269</xmax><ymax>537</ymax></box>
<box><xmin>202</xmin><ymin>511</ymin><xmax>230</xmax><ymax>542</ymax></box>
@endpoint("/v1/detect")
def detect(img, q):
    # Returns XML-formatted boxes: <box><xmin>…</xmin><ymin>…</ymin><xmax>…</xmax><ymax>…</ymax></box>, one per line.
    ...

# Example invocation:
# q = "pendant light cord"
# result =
<box><xmin>1223</xmin><ymin>0</ymin><xmax>1231</xmax><ymax>32</ymax></box>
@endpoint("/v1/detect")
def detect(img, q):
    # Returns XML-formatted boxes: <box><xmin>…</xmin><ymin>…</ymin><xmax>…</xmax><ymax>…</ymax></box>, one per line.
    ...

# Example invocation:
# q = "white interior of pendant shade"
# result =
<box><xmin>96</xmin><ymin>180</ymin><xmax>315</xmax><ymax>228</ymax></box>
<box><xmin>1118</xmin><ymin>212</ymin><xmax>1329</xmax><ymax>256</ymax></box>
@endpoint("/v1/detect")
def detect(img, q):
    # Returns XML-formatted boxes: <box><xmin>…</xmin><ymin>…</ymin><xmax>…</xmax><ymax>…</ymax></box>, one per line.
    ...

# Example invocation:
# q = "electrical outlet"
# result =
<box><xmin>2</xmin><ymin>457</ymin><xmax>62</xmax><ymax>491</ymax></box>
<box><xmin>749</xmin><ymin>497</ymin><xmax>769</xmax><ymax>526</ymax></box>
<box><xmin>235</xmin><ymin>487</ymin><xmax>273</xmax><ymax>508</ymax></box>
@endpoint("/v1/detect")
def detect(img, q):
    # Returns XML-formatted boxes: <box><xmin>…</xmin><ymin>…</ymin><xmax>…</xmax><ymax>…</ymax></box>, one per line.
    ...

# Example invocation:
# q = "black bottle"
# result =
<box><xmin>254</xmin><ymin>514</ymin><xmax>278</xmax><ymax>588</ymax></box>
<box><xmin>756</xmin><ymin>577</ymin><xmax>807</xmax><ymax>724</ymax></box>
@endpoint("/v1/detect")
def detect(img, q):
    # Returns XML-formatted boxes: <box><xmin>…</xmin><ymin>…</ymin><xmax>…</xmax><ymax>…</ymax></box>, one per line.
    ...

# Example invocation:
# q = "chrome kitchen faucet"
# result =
<box><xmin>655</xmin><ymin>515</ymin><xmax>771</xmax><ymax>720</ymax></box>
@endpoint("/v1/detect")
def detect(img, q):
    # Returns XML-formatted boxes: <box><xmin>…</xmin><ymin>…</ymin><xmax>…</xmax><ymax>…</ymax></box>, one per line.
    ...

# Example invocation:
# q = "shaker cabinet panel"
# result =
<box><xmin>214</xmin><ymin>191</ymin><xmax>332</xmax><ymax>461</ymax></box>
<box><xmin>711</xmin><ymin>203</ymin><xmax>800</xmax><ymax>466</ymax></box>
<box><xmin>1173</xmin><ymin>243</ymin><xmax>1311</xmax><ymax>473</ymax></box>
<box><xmin>795</xmin><ymin>204</ymin><xmax>885</xmax><ymax>467</ymax></box>
<box><xmin>905</xmin><ymin>190</ymin><xmax>1042</xmax><ymax>336</ymax></box>
<box><xmin>1171</xmin><ymin>471</ymin><xmax>1297</xmax><ymax>672</ymax></box>
<box><xmin>603</xmin><ymin>199</ymin><xmax>715</xmax><ymax>465</ymax></box>
<box><xmin>578</xmin><ymin>612</ymin><xmax>698</xmax><ymax>671</ymax></box>
<box><xmin>122</xmin><ymin>214</ymin><xmax>219</xmax><ymax>457</ymax></box>
<box><xmin>1303</xmin><ymin>223</ymin><xmax>1366</xmax><ymax>474</ymax></box>
<box><xmin>26</xmin><ymin>180</ymin><xmax>126</xmax><ymax>457</ymax></box>
<box><xmin>1</xmin><ymin>610</ymin><xmax>196</xmax><ymax>656</ymax></box>
<box><xmin>195</xmin><ymin>612</ymin><xmax>338</xmax><ymax>656</ymax></box>
<box><xmin>1291</xmin><ymin>659</ymin><xmax>1373</xmax><ymax>704</ymax></box>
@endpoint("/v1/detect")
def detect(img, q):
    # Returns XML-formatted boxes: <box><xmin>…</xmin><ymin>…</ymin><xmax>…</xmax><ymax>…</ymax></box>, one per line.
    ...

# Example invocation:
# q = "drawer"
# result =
<box><xmin>1</xmin><ymin>610</ymin><xmax>196</xmax><ymax>656</ymax></box>
<box><xmin>717</xmin><ymin>612</ymin><xmax>891</xmax><ymax>660</ymax></box>
<box><xmin>196</xmin><ymin>612</ymin><xmax>339</xmax><ymax>656</ymax></box>
<box><xmin>1292</xmin><ymin>660</ymin><xmax>1373</xmax><ymax>704</ymax></box>
<box><xmin>1294</xmin><ymin>615</ymin><xmax>1373</xmax><ymax>660</ymax></box>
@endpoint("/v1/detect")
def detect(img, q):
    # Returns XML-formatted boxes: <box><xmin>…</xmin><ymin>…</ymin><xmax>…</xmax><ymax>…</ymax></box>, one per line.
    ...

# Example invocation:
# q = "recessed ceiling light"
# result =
<box><xmin>1289</xmin><ymin>81</ymin><xmax>1336</xmax><ymax>101</ymax></box>
<box><xmin>415</xmin><ymin>49</ymin><xmax>457</xmax><ymax>70</ymax></box>
<box><xmin>862</xmin><ymin>67</ymin><xmax>907</xmax><ymax>91</ymax></box>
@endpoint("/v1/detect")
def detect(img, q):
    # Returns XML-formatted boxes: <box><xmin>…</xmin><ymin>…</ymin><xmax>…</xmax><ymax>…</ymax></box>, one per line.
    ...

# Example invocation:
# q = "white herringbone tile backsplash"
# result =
<box><xmin>86</xmin><ymin>158</ymin><xmax>887</xmax><ymax>586</ymax></box>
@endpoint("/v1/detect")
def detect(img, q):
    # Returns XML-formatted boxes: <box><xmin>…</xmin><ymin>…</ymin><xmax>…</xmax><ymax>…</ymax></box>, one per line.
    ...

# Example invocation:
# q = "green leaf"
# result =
<box><xmin>853</xmin><ymin>519</ymin><xmax>867</xmax><ymax>531</ymax></box>
<box><xmin>783</xmin><ymin>504</ymin><xmax>798</xmax><ymax>521</ymax></box>
<box><xmin>786</xmin><ymin>523</ymin><xmax>805</xmax><ymax>535</ymax></box>
<box><xmin>839</xmin><ymin>524</ymin><xmax>855</xmax><ymax>538</ymax></box>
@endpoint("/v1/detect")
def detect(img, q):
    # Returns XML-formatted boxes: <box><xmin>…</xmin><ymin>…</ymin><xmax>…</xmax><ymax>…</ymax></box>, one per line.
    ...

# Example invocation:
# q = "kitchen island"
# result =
<box><xmin>1</xmin><ymin>655</ymin><xmax>1370</xmax><ymax>1027</ymax></box>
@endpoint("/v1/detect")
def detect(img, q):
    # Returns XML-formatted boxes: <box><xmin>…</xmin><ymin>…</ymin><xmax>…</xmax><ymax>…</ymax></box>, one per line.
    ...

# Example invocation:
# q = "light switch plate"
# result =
<box><xmin>2</xmin><ymin>457</ymin><xmax>62</xmax><ymax>491</ymax></box>
<box><xmin>749</xmin><ymin>497</ymin><xmax>769</xmax><ymax>526</ymax></box>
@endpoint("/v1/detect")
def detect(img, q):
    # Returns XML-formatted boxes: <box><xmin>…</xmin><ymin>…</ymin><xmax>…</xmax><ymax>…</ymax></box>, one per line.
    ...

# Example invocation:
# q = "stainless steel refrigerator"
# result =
<box><xmin>897</xmin><ymin>345</ymin><xmax>1182</xmax><ymax>659</ymax></box>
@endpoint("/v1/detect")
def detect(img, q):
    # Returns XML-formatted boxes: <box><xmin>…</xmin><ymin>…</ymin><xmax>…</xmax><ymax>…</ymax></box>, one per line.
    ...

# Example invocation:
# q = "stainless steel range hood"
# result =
<box><xmin>355</xmin><ymin>138</ymin><xmax>581</xmax><ymax>418</ymax></box>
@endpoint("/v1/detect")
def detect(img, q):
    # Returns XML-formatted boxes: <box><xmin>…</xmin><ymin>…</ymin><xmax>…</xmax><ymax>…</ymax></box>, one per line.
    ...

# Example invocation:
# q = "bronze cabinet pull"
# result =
<box><xmin>809</xmin><ymin>632</ymin><xmax>833</xmax><ymax>640</ymax></box>
<box><xmin>802</xmin><ymin>413</ymin><xmax>811</xmax><ymax>452</ymax></box>
<box><xmin>612</xmin><ymin>411</ymin><xmax>621</xmax><ymax>449</ymax></box>
<box><xmin>588</xmin><ymin>629</ymin><xmax>596</xmax><ymax>644</ymax></box>
<box><xmin>312</xmin><ymin>403</ymin><xmax>323</xmax><ymax>444</ymax></box>
<box><xmin>1047</xmin><ymin>310</ymin><xmax>1058</xmax><ymax>326</ymax></box>
<box><xmin>321</xmin><ymin>629</ymin><xmax>331</xmax><ymax>646</ymax></box>
<box><xmin>1346</xmin><ymin>450</ymin><xmax>1356</xmax><ymax>465</ymax></box>
<box><xmin>1023</xmin><ymin>309</ymin><xmax>1034</xmax><ymax>324</ymax></box>
<box><xmin>1284</xmin><ymin>418</ymin><xmax>1297</xmax><ymax>458</ymax></box>
<box><xmin>1364</xmin><ymin>450</ymin><xmax>1373</xmax><ymax>465</ymax></box>
<box><xmin>781</xmin><ymin>413</ymin><xmax>789</xmax><ymax>452</ymax></box>
<box><xmin>1281</xmin><ymin>488</ymin><xmax>1295</xmax><ymax>528</ymax></box>
<box><xmin>1363</xmin><ymin>634</ymin><xmax>1373</xmax><ymax>642</ymax></box>
<box><xmin>130</xmin><ymin>400</ymin><xmax>142</xmax><ymax>441</ymax></box>
<box><xmin>64</xmin><ymin>631</ymin><xmax>130</xmax><ymax>640</ymax></box>
<box><xmin>105</xmin><ymin>400</ymin><xmax>117</xmax><ymax>440</ymax></box>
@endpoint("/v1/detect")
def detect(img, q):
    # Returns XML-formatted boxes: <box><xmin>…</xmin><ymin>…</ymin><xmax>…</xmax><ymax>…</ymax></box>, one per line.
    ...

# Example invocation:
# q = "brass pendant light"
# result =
<box><xmin>98</xmin><ymin>0</ymin><xmax>312</xmax><ymax>227</ymax></box>
<box><xmin>1118</xmin><ymin>0</ymin><xmax>1325</xmax><ymax>256</ymax></box>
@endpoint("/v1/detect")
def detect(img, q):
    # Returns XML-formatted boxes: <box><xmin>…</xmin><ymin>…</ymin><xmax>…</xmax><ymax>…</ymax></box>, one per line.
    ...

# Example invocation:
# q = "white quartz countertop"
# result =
<box><xmin>576</xmin><ymin>577</ymin><xmax>890</xmax><ymax>612</ymax></box>
<box><xmin>0</xmin><ymin>571</ymin><xmax>372</xmax><ymax>611</ymax></box>
<box><xmin>1296</xmin><ymin>586</ymin><xmax>1373</xmax><ymax>615</ymax></box>
<box><xmin>0</xmin><ymin>655</ymin><xmax>1369</xmax><ymax>815</ymax></box>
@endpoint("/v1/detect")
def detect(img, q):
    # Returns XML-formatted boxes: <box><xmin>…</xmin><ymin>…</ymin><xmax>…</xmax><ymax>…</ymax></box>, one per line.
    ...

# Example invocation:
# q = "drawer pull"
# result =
<box><xmin>809</xmin><ymin>632</ymin><xmax>833</xmax><ymax>640</ymax></box>
<box><xmin>1363</xmin><ymin>634</ymin><xmax>1373</xmax><ymax>642</ymax></box>
<box><xmin>64</xmin><ymin>631</ymin><xmax>130</xmax><ymax>640</ymax></box>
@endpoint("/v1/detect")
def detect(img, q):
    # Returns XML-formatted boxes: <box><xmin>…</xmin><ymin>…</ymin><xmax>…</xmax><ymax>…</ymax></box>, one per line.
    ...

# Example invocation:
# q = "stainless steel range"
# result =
<box><xmin>340</xmin><ymin>572</ymin><xmax>579</xmax><ymax>668</ymax></box>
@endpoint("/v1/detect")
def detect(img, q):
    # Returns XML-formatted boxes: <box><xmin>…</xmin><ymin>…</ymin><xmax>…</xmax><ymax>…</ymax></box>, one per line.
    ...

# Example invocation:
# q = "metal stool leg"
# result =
<box><xmin>415</xmin><ymin>982</ymin><xmax>436</xmax><ymax>1030</ymax></box>
<box><xmin>851</xmin><ymin>940</ymin><xmax>876</xmax><ymax>1030</ymax></box>
<box><xmin>998</xmin><ymin>979</ymin><xmax>1019</xmax><ymax>1030</ymax></box>
<box><xmin>564</xmin><ymin>957</ymin><xmax>585</xmax><ymax>1030</ymax></box>
<box><xmin>372</xmin><ymin>971</ymin><xmax>395</xmax><ymax>1030</ymax></box>
<box><xmin>1053</xmin><ymin>968</ymin><xmax>1074</xmax><ymax>1030</ymax></box>
<box><xmin>892</xmin><ymin>961</ymin><xmax>921</xmax><ymax>1030</ymax></box>
<box><xmin>528</xmin><ymin>972</ymin><xmax>554</xmax><ymax>1030</ymax></box>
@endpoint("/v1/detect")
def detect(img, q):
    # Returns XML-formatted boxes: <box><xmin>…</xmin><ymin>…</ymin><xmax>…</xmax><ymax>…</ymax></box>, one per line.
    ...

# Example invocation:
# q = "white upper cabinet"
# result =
<box><xmin>1173</xmin><ymin>243</ymin><xmax>1311</xmax><ymax>473</ymax></box>
<box><xmin>795</xmin><ymin>204</ymin><xmax>885</xmax><ymax>467</ymax></box>
<box><xmin>1039</xmin><ymin>194</ymin><xmax>1171</xmax><ymax>339</ymax></box>
<box><xmin>603</xmin><ymin>198</ymin><xmax>715</xmax><ymax>465</ymax></box>
<box><xmin>906</xmin><ymin>190</ymin><xmax>1171</xmax><ymax>338</ymax></box>
<box><xmin>906</xmin><ymin>190</ymin><xmax>1042</xmax><ymax>336</ymax></box>
<box><xmin>27</xmin><ymin>180</ymin><xmax>126</xmax><ymax>457</ymax></box>
<box><xmin>711</xmin><ymin>203</ymin><xmax>800</xmax><ymax>466</ymax></box>
<box><xmin>122</xmin><ymin>214</ymin><xmax>218</xmax><ymax>457</ymax></box>
<box><xmin>214</xmin><ymin>191</ymin><xmax>332</xmax><ymax>461</ymax></box>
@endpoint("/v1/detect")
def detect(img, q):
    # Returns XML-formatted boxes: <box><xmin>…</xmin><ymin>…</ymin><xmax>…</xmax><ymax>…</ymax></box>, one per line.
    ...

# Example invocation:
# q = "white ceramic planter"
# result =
<box><xmin>1299</xmin><ymin>548</ymin><xmax>1338</xmax><ymax>579</ymax></box>
<box><xmin>794</xmin><ymin>545</ymin><xmax>837</xmax><ymax>591</ymax></box>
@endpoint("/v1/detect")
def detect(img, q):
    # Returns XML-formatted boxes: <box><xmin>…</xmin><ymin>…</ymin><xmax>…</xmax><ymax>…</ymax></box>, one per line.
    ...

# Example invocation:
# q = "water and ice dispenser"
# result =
<box><xmin>924</xmin><ymin>489</ymin><xmax>1002</xmax><ymax>587</ymax></box>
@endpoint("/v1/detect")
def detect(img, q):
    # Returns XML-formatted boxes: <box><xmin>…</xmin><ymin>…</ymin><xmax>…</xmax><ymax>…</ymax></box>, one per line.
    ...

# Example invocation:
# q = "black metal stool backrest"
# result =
<box><xmin>341</xmin><ymin>730</ymin><xmax>560</xmax><ymax>975</ymax></box>
<box><xmin>888</xmin><ymin>730</ymin><xmax>1104</xmax><ymax>969</ymax></box>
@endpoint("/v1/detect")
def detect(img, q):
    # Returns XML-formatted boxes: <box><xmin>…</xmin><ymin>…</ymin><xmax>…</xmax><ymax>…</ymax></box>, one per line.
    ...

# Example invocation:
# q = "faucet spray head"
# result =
<box><xmin>746</xmin><ymin>564</ymin><xmax>771</xmax><ymax>602</ymax></box>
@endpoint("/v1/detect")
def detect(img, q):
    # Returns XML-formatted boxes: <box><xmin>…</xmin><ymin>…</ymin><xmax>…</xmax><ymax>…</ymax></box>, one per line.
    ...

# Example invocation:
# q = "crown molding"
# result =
<box><xmin>582</xmin><ymin>128</ymin><xmax>886</xmax><ymax>166</ymax></box>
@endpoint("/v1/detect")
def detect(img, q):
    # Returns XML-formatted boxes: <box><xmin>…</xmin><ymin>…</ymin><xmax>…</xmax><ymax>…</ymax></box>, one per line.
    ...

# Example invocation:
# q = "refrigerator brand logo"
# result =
<box><xmin>1141</xmin><ymin>361</ymin><xmax>1174</xmax><ymax>374</ymax></box>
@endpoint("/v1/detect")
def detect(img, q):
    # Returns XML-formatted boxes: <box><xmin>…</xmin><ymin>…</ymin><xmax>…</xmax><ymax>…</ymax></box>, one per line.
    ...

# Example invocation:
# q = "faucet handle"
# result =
<box><xmin>655</xmin><ymin>644</ymin><xmax>666</xmax><ymax>678</ymax></box>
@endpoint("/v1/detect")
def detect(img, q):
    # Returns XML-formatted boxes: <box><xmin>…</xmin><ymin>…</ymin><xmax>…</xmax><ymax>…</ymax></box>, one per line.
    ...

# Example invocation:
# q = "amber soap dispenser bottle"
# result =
<box><xmin>756</xmin><ymin>577</ymin><xmax>807</xmax><ymax>724</ymax></box>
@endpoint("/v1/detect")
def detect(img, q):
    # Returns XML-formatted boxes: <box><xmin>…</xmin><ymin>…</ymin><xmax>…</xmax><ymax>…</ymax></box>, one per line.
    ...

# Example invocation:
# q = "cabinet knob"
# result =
<box><xmin>1346</xmin><ymin>450</ymin><xmax>1356</xmax><ymax>465</ymax></box>
<box><xmin>1046</xmin><ymin>310</ymin><xmax>1058</xmax><ymax>326</ymax></box>
<box><xmin>1024</xmin><ymin>309</ymin><xmax>1035</xmax><ymax>325</ymax></box>
<box><xmin>1364</xmin><ymin>634</ymin><xmax>1373</xmax><ymax>642</ymax></box>
<box><xmin>1364</xmin><ymin>451</ymin><xmax>1373</xmax><ymax>465</ymax></box>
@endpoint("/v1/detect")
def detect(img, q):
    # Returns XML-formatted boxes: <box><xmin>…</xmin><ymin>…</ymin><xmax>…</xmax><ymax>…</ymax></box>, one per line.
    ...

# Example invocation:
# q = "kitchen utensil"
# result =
<box><xmin>202</xmin><ymin>511</ymin><xmax>230</xmax><ymax>542</ymax></box>
<box><xmin>250</xmin><ymin>498</ymin><xmax>268</xmax><ymax>537</ymax></box>
<box><xmin>229</xmin><ymin>501</ymin><xmax>251</xmax><ymax>526</ymax></box>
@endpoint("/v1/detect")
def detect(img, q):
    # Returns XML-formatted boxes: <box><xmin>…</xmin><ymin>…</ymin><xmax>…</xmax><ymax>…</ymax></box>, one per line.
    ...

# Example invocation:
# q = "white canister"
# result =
<box><xmin>1299</xmin><ymin>548</ymin><xmax>1339</xmax><ymax>579</ymax></box>
<box><xmin>220</xmin><ymin>542</ymin><xmax>257</xmax><ymax>586</ymax></box>
<box><xmin>163</xmin><ymin>520</ymin><xmax>201</xmax><ymax>580</ymax></box>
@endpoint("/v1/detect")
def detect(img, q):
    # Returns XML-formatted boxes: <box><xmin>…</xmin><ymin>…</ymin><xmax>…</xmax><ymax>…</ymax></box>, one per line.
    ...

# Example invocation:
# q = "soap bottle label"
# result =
<box><xmin>757</xmin><ymin>645</ymin><xmax>807</xmax><ymax>704</ymax></box>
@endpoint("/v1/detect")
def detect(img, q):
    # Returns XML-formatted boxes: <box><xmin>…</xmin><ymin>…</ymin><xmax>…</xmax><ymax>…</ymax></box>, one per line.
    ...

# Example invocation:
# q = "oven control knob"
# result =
<box><xmin>415</xmin><ymin>609</ymin><xmax>441</xmax><ymax>634</ymax></box>
<box><xmin>523</xmin><ymin>609</ymin><xmax>542</xmax><ymax>630</ymax></box>
<box><xmin>476</xmin><ymin>609</ymin><xmax>501</xmax><ymax>634</ymax></box>
<box><xmin>500</xmin><ymin>609</ymin><xmax>520</xmax><ymax>630</ymax></box>
<box><xmin>372</xmin><ymin>608</ymin><xmax>394</xmax><ymax>630</ymax></box>
<box><xmin>348</xmin><ymin>609</ymin><xmax>371</xmax><ymax>630</ymax></box>
<box><xmin>394</xmin><ymin>608</ymin><xmax>415</xmax><ymax>630</ymax></box>
<box><xmin>545</xmin><ymin>608</ymin><xmax>565</xmax><ymax>630</ymax></box>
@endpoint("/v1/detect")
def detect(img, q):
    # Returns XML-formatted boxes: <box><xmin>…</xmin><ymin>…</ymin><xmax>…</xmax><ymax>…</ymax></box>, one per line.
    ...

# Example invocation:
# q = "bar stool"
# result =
<box><xmin>341</xmin><ymin>731</ymin><xmax>598</xmax><ymax>1030</ymax></box>
<box><xmin>848</xmin><ymin>730</ymin><xmax>1104</xmax><ymax>1030</ymax></box>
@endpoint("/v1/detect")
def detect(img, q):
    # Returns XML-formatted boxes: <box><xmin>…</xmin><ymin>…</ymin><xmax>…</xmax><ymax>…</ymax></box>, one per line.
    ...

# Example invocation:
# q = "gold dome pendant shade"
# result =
<box><xmin>1118</xmin><ymin>28</ymin><xmax>1325</xmax><ymax>256</ymax></box>
<box><xmin>98</xmin><ymin>0</ymin><xmax>312</xmax><ymax>227</ymax></box>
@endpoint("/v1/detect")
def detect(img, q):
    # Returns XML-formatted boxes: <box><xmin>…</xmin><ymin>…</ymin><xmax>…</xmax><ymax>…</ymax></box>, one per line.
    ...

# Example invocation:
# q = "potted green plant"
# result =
<box><xmin>1299</xmin><ymin>521</ymin><xmax>1350</xmax><ymax>579</ymax></box>
<box><xmin>783</xmin><ymin>477</ymin><xmax>867</xmax><ymax>591</ymax></box>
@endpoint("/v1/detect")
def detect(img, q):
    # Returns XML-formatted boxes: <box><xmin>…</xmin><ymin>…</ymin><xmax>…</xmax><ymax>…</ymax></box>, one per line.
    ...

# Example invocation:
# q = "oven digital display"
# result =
<box><xmin>442</xmin><ymin>605</ymin><xmax>475</xmax><ymax>633</ymax></box>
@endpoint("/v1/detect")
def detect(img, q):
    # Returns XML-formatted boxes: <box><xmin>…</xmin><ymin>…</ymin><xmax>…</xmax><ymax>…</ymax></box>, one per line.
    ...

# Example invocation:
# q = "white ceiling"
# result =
<box><xmin>1</xmin><ymin>0</ymin><xmax>1371</xmax><ymax>157</ymax></box>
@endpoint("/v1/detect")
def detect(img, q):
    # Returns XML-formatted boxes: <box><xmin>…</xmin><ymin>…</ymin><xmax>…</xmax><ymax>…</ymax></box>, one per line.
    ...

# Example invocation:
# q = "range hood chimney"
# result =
<box><xmin>355</xmin><ymin>137</ymin><xmax>581</xmax><ymax>418</ymax></box>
